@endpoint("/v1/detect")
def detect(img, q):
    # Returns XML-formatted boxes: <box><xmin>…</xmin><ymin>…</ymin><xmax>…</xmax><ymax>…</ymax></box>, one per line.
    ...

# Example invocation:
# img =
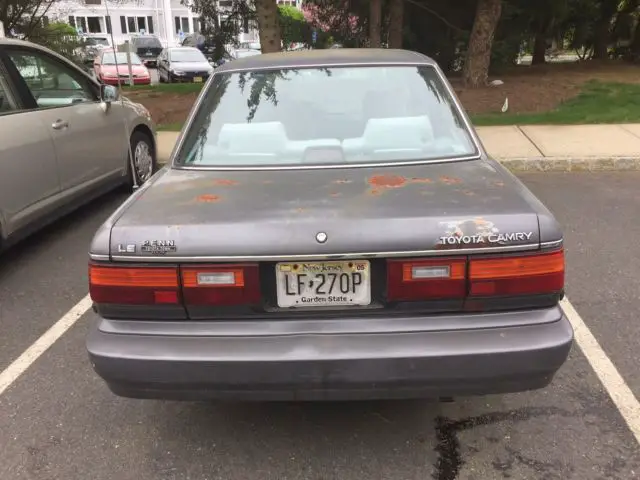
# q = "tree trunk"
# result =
<box><xmin>255</xmin><ymin>0</ymin><xmax>282</xmax><ymax>53</ymax></box>
<box><xmin>532</xmin><ymin>32</ymin><xmax>547</xmax><ymax>65</ymax></box>
<box><xmin>592</xmin><ymin>0</ymin><xmax>619</xmax><ymax>60</ymax></box>
<box><xmin>369</xmin><ymin>0</ymin><xmax>382</xmax><ymax>48</ymax></box>
<box><xmin>631</xmin><ymin>19</ymin><xmax>640</xmax><ymax>59</ymax></box>
<box><xmin>387</xmin><ymin>0</ymin><xmax>404</xmax><ymax>49</ymax></box>
<box><xmin>462</xmin><ymin>0</ymin><xmax>502</xmax><ymax>88</ymax></box>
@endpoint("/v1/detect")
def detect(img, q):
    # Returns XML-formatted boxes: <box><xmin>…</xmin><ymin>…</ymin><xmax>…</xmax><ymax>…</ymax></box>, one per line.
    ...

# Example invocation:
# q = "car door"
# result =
<box><xmin>0</xmin><ymin>50</ymin><xmax>60</xmax><ymax>238</ymax></box>
<box><xmin>4</xmin><ymin>46</ymin><xmax>128</xmax><ymax>194</ymax></box>
<box><xmin>158</xmin><ymin>50</ymin><xmax>168</xmax><ymax>81</ymax></box>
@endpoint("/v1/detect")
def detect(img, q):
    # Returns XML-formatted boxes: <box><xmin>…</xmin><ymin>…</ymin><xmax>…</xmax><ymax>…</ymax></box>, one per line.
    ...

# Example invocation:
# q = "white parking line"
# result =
<box><xmin>0</xmin><ymin>294</ymin><xmax>92</xmax><ymax>396</ymax></box>
<box><xmin>561</xmin><ymin>297</ymin><xmax>640</xmax><ymax>444</ymax></box>
<box><xmin>0</xmin><ymin>294</ymin><xmax>639</xmax><ymax>447</ymax></box>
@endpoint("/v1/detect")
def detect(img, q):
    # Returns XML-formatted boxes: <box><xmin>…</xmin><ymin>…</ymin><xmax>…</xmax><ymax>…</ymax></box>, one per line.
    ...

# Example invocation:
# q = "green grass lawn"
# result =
<box><xmin>471</xmin><ymin>81</ymin><xmax>640</xmax><ymax>126</ymax></box>
<box><xmin>146</xmin><ymin>80</ymin><xmax>640</xmax><ymax>130</ymax></box>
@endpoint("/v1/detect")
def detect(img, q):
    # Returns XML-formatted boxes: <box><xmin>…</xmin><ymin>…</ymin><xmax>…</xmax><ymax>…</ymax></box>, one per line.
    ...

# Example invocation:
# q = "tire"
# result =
<box><xmin>158</xmin><ymin>70</ymin><xmax>165</xmax><ymax>83</ymax></box>
<box><xmin>126</xmin><ymin>131</ymin><xmax>157</xmax><ymax>191</ymax></box>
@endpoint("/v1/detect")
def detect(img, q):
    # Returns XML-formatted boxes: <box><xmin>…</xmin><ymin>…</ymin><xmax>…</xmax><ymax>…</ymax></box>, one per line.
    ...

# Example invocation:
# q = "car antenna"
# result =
<box><xmin>104</xmin><ymin>0</ymin><xmax>140</xmax><ymax>191</ymax></box>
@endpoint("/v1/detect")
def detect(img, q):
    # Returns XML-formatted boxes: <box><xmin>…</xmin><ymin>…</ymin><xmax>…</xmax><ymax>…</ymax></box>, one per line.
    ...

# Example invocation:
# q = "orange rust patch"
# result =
<box><xmin>369</xmin><ymin>189</ymin><xmax>382</xmax><ymax>196</ymax></box>
<box><xmin>409</xmin><ymin>177</ymin><xmax>433</xmax><ymax>184</ymax></box>
<box><xmin>196</xmin><ymin>194</ymin><xmax>221</xmax><ymax>203</ymax></box>
<box><xmin>368</xmin><ymin>174</ymin><xmax>406</xmax><ymax>188</ymax></box>
<box><xmin>439</xmin><ymin>176</ymin><xmax>463</xmax><ymax>185</ymax></box>
<box><xmin>211</xmin><ymin>179</ymin><xmax>239</xmax><ymax>186</ymax></box>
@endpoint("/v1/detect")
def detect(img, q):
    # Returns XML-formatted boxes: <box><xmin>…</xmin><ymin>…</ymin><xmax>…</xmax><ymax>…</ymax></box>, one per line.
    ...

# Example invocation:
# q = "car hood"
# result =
<box><xmin>107</xmin><ymin>160</ymin><xmax>558</xmax><ymax>259</ymax></box>
<box><xmin>170</xmin><ymin>61</ymin><xmax>212</xmax><ymax>71</ymax></box>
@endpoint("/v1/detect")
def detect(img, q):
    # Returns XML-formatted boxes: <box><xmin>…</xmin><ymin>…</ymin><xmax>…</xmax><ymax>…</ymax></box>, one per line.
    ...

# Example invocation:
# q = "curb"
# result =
<box><xmin>157</xmin><ymin>156</ymin><xmax>640</xmax><ymax>172</ymax></box>
<box><xmin>496</xmin><ymin>156</ymin><xmax>640</xmax><ymax>172</ymax></box>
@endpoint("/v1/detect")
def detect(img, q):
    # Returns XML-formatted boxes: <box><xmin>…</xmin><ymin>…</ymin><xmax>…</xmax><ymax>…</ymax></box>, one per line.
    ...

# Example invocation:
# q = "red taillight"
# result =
<box><xmin>386</xmin><ymin>249</ymin><xmax>564</xmax><ymax>302</ymax></box>
<box><xmin>469</xmin><ymin>250</ymin><xmax>564</xmax><ymax>297</ymax></box>
<box><xmin>181</xmin><ymin>264</ymin><xmax>261</xmax><ymax>305</ymax></box>
<box><xmin>89</xmin><ymin>265</ymin><xmax>180</xmax><ymax>305</ymax></box>
<box><xmin>387</xmin><ymin>258</ymin><xmax>467</xmax><ymax>301</ymax></box>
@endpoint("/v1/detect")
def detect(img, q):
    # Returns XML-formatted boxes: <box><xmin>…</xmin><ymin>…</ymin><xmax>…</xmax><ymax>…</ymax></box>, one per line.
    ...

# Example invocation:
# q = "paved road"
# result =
<box><xmin>1</xmin><ymin>172</ymin><xmax>639</xmax><ymax>480</ymax></box>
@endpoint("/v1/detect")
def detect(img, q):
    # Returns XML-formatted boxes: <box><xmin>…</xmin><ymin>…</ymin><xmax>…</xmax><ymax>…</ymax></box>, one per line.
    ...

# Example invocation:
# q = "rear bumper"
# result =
<box><xmin>87</xmin><ymin>308</ymin><xmax>574</xmax><ymax>401</ymax></box>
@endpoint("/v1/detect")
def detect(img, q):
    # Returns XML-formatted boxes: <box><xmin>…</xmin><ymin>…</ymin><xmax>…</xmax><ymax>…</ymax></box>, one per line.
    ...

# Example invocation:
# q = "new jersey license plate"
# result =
<box><xmin>275</xmin><ymin>261</ymin><xmax>371</xmax><ymax>308</ymax></box>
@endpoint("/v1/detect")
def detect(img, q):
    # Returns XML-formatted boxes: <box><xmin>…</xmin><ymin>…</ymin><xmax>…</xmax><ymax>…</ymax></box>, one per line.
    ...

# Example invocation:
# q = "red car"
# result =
<box><xmin>94</xmin><ymin>50</ymin><xmax>151</xmax><ymax>86</ymax></box>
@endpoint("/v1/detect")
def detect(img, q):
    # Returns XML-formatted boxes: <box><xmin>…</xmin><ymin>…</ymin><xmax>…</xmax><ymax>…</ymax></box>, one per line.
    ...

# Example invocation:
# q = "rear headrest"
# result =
<box><xmin>218</xmin><ymin>122</ymin><xmax>288</xmax><ymax>154</ymax></box>
<box><xmin>362</xmin><ymin>116</ymin><xmax>434</xmax><ymax>150</ymax></box>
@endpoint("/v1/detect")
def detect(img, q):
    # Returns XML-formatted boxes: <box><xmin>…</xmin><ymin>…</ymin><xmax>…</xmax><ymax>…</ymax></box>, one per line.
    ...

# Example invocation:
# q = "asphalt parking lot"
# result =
<box><xmin>0</xmin><ymin>172</ymin><xmax>639</xmax><ymax>480</ymax></box>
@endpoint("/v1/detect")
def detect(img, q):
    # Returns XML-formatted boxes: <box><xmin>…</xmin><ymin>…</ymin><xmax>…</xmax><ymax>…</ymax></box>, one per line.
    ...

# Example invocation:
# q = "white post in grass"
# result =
<box><xmin>125</xmin><ymin>40</ymin><xmax>134</xmax><ymax>87</ymax></box>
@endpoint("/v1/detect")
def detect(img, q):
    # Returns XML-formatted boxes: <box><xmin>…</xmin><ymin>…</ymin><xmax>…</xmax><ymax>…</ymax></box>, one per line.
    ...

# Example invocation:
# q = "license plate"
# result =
<box><xmin>193</xmin><ymin>76</ymin><xmax>203</xmax><ymax>83</ymax></box>
<box><xmin>275</xmin><ymin>261</ymin><xmax>371</xmax><ymax>308</ymax></box>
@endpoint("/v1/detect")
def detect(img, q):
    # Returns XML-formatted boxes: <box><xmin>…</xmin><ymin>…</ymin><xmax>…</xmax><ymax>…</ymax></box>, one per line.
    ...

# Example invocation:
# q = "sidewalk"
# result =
<box><xmin>156</xmin><ymin>124</ymin><xmax>640</xmax><ymax>172</ymax></box>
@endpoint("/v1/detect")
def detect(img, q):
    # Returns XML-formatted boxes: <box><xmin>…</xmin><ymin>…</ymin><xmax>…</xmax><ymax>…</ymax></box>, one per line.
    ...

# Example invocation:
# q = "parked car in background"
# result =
<box><xmin>0</xmin><ymin>38</ymin><xmax>158</xmax><ymax>252</ymax></box>
<box><xmin>86</xmin><ymin>49</ymin><xmax>572</xmax><ymax>403</ymax></box>
<box><xmin>157</xmin><ymin>47</ymin><xmax>213</xmax><ymax>83</ymax></box>
<box><xmin>77</xmin><ymin>35</ymin><xmax>112</xmax><ymax>66</ymax></box>
<box><xmin>127</xmin><ymin>34</ymin><xmax>163</xmax><ymax>67</ymax></box>
<box><xmin>180</xmin><ymin>33</ymin><xmax>215</xmax><ymax>60</ymax></box>
<box><xmin>94</xmin><ymin>50</ymin><xmax>151</xmax><ymax>86</ymax></box>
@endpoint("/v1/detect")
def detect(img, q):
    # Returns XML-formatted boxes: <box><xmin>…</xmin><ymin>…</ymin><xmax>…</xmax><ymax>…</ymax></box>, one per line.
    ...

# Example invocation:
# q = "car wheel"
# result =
<box><xmin>126</xmin><ymin>131</ymin><xmax>157</xmax><ymax>190</ymax></box>
<box><xmin>158</xmin><ymin>71</ymin><xmax>164</xmax><ymax>83</ymax></box>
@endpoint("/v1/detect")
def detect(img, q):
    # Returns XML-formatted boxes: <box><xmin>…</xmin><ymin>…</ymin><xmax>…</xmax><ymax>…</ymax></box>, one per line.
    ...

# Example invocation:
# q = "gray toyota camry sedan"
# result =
<box><xmin>87</xmin><ymin>49</ymin><xmax>573</xmax><ymax>402</ymax></box>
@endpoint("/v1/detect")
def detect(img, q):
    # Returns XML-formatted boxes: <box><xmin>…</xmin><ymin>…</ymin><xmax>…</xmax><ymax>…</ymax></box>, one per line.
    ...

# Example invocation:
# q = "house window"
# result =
<box><xmin>85</xmin><ymin>0</ymin><xmax>101</xmax><ymax>4</ymax></box>
<box><xmin>174</xmin><ymin>16</ymin><xmax>190</xmax><ymax>34</ymax></box>
<box><xmin>120</xmin><ymin>16</ymin><xmax>153</xmax><ymax>34</ymax></box>
<box><xmin>69</xmin><ymin>15</ymin><xmax>105</xmax><ymax>33</ymax></box>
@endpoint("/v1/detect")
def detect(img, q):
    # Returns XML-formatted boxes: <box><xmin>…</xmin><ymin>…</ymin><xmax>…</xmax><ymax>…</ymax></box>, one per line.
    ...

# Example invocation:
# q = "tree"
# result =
<box><xmin>387</xmin><ymin>0</ymin><xmax>404</xmax><ymax>48</ymax></box>
<box><xmin>369</xmin><ymin>0</ymin><xmax>382</xmax><ymax>47</ymax></box>
<box><xmin>592</xmin><ymin>0</ymin><xmax>620</xmax><ymax>59</ymax></box>
<box><xmin>278</xmin><ymin>4</ymin><xmax>307</xmax><ymax>48</ymax></box>
<box><xmin>462</xmin><ymin>0</ymin><xmax>503</xmax><ymax>87</ymax></box>
<box><xmin>255</xmin><ymin>0</ymin><xmax>282</xmax><ymax>52</ymax></box>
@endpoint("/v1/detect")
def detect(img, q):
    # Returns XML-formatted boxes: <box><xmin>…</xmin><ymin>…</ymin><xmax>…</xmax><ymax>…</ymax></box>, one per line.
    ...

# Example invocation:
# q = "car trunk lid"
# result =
<box><xmin>109</xmin><ymin>160</ymin><xmax>541</xmax><ymax>259</ymax></box>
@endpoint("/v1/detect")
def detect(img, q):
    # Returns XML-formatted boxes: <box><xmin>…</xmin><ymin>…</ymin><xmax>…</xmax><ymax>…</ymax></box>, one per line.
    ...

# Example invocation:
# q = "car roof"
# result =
<box><xmin>216</xmin><ymin>48</ymin><xmax>434</xmax><ymax>72</ymax></box>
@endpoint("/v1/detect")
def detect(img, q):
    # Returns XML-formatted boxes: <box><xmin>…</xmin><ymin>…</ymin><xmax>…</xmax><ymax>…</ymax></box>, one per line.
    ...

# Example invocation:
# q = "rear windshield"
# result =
<box><xmin>176</xmin><ymin>65</ymin><xmax>477</xmax><ymax>168</ymax></box>
<box><xmin>134</xmin><ymin>36</ymin><xmax>162</xmax><ymax>48</ymax></box>
<box><xmin>170</xmin><ymin>48</ymin><xmax>207</xmax><ymax>62</ymax></box>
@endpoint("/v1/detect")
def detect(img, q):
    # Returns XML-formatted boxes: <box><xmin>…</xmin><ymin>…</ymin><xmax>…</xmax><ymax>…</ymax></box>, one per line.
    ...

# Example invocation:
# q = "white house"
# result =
<box><xmin>47</xmin><ymin>0</ymin><xmax>302</xmax><ymax>48</ymax></box>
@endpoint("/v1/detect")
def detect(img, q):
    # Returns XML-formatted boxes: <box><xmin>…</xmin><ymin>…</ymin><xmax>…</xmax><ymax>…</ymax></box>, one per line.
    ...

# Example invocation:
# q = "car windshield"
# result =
<box><xmin>86</xmin><ymin>37</ymin><xmax>109</xmax><ymax>46</ymax></box>
<box><xmin>102</xmin><ymin>52</ymin><xmax>143</xmax><ymax>65</ymax></box>
<box><xmin>170</xmin><ymin>48</ymin><xmax>207</xmax><ymax>62</ymax></box>
<box><xmin>176</xmin><ymin>65</ymin><xmax>478</xmax><ymax>168</ymax></box>
<box><xmin>135</xmin><ymin>36</ymin><xmax>162</xmax><ymax>48</ymax></box>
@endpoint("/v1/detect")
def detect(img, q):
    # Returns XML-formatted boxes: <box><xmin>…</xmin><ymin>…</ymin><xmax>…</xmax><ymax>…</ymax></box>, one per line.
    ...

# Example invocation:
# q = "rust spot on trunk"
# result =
<box><xmin>409</xmin><ymin>177</ymin><xmax>433</xmax><ymax>184</ymax></box>
<box><xmin>368</xmin><ymin>174</ymin><xmax>406</xmax><ymax>188</ymax></box>
<box><xmin>196</xmin><ymin>194</ymin><xmax>221</xmax><ymax>203</ymax></box>
<box><xmin>211</xmin><ymin>179</ymin><xmax>239</xmax><ymax>186</ymax></box>
<box><xmin>439</xmin><ymin>176</ymin><xmax>462</xmax><ymax>185</ymax></box>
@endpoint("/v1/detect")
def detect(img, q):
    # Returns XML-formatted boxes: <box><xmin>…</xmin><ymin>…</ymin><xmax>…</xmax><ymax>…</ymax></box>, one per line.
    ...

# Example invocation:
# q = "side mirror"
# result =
<box><xmin>100</xmin><ymin>84</ymin><xmax>119</xmax><ymax>104</ymax></box>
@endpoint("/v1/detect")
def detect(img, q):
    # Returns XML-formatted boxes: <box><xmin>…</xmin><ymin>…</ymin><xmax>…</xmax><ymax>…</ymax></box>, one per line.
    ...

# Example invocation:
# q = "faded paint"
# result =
<box><xmin>333</xmin><ymin>179</ymin><xmax>352</xmax><ymax>184</ymax></box>
<box><xmin>211</xmin><ymin>179</ymin><xmax>239</xmax><ymax>186</ymax></box>
<box><xmin>409</xmin><ymin>177</ymin><xmax>433</xmax><ymax>184</ymax></box>
<box><xmin>439</xmin><ymin>176</ymin><xmax>463</xmax><ymax>185</ymax></box>
<box><xmin>196</xmin><ymin>194</ymin><xmax>221</xmax><ymax>203</ymax></box>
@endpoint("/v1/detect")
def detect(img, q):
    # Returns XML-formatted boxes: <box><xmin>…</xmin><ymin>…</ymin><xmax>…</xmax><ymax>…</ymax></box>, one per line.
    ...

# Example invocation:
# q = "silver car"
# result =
<box><xmin>0</xmin><ymin>38</ymin><xmax>158</xmax><ymax>251</ymax></box>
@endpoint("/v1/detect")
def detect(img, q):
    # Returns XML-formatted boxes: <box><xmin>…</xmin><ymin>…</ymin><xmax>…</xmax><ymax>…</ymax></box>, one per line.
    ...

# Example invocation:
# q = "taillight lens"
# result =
<box><xmin>181</xmin><ymin>264</ymin><xmax>261</xmax><ymax>305</ymax></box>
<box><xmin>469</xmin><ymin>250</ymin><xmax>564</xmax><ymax>296</ymax></box>
<box><xmin>387</xmin><ymin>258</ymin><xmax>467</xmax><ymax>301</ymax></box>
<box><xmin>89</xmin><ymin>265</ymin><xmax>180</xmax><ymax>304</ymax></box>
